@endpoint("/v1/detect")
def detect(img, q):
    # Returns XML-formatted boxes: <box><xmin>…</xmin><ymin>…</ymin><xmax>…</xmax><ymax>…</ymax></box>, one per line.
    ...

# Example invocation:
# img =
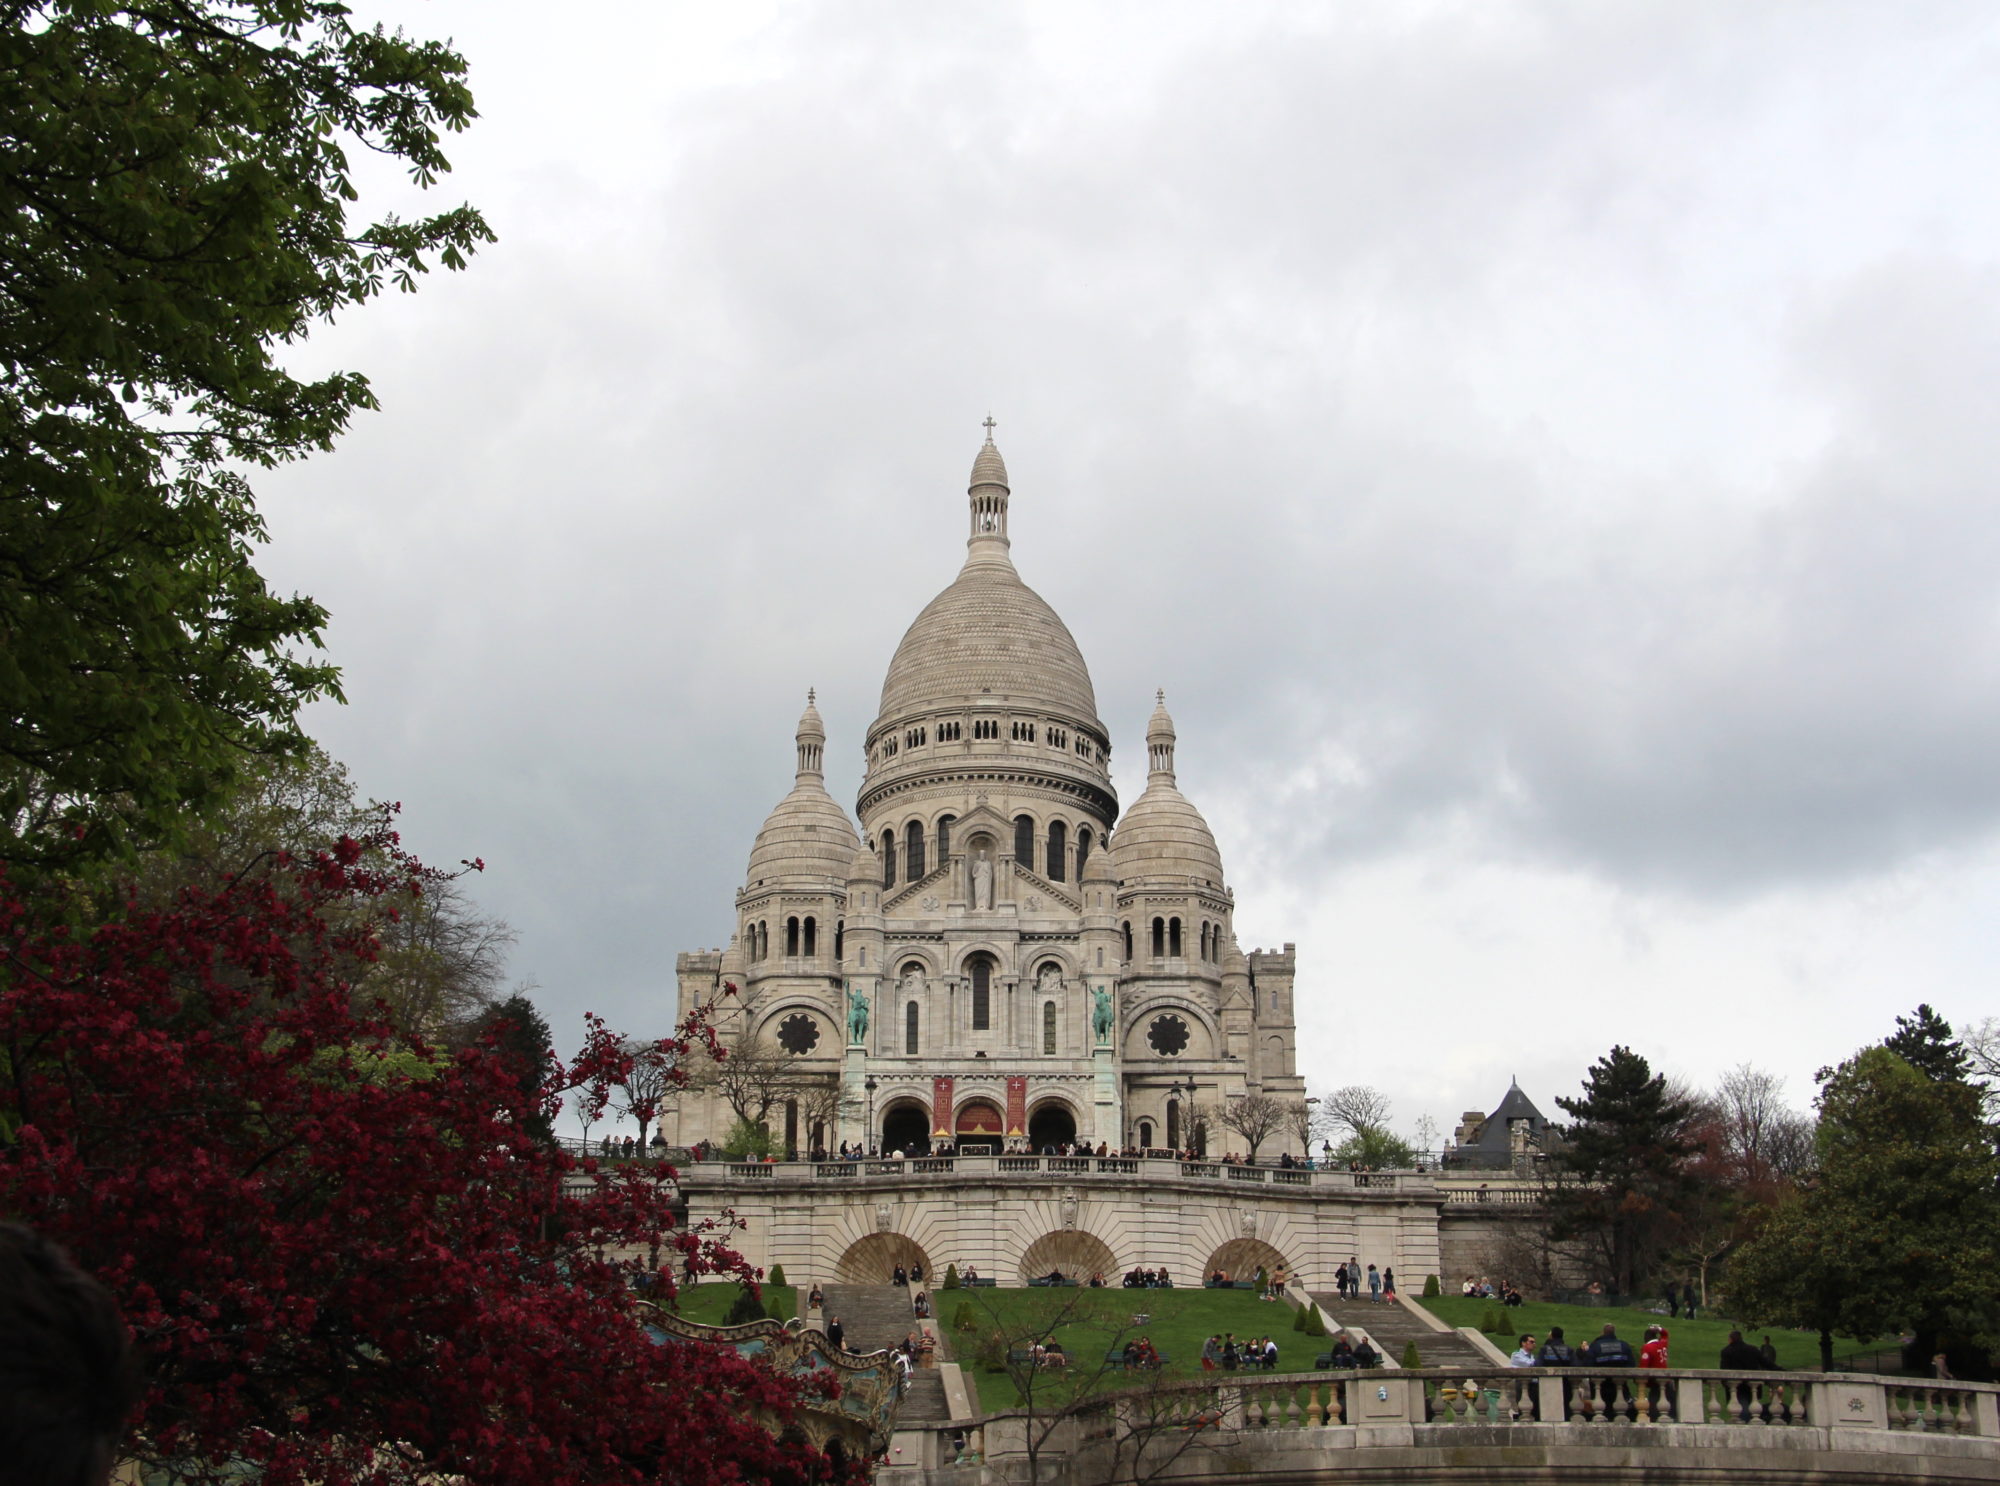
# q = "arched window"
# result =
<box><xmin>803</xmin><ymin>916</ymin><xmax>817</xmax><ymax>957</ymax></box>
<box><xmin>1076</xmin><ymin>827</ymin><xmax>1092</xmax><ymax>877</ymax></box>
<box><xmin>905</xmin><ymin>820</ymin><xmax>925</xmax><ymax>880</ymax></box>
<box><xmin>1137</xmin><ymin>1119</ymin><xmax>1154</xmax><ymax>1148</ymax></box>
<box><xmin>1047</xmin><ymin>821</ymin><xmax>1067</xmax><ymax>882</ymax></box>
<box><xmin>1014</xmin><ymin>814</ymin><xmax>1034</xmax><ymax>865</ymax></box>
<box><xmin>1169</xmin><ymin>918</ymin><xmax>1183</xmax><ymax>958</ymax></box>
<box><xmin>1043</xmin><ymin>1001</ymin><xmax>1057</xmax><ymax>1055</ymax></box>
<box><xmin>970</xmin><ymin>955</ymin><xmax>992</xmax><ymax>1031</ymax></box>
<box><xmin>882</xmin><ymin>830</ymin><xmax>896</xmax><ymax>889</ymax></box>
<box><xmin>834</xmin><ymin>920</ymin><xmax>844</xmax><ymax>960</ymax></box>
<box><xmin>785</xmin><ymin>917</ymin><xmax>800</xmax><ymax>957</ymax></box>
<box><xmin>758</xmin><ymin>921</ymin><xmax>769</xmax><ymax>960</ymax></box>
<box><xmin>1167</xmin><ymin>1100</ymin><xmax>1181</xmax><ymax>1150</ymax></box>
<box><xmin>1199</xmin><ymin>923</ymin><xmax>1210</xmax><ymax>961</ymax></box>
<box><xmin>784</xmin><ymin>1099</ymin><xmax>798</xmax><ymax>1155</ymax></box>
<box><xmin>937</xmin><ymin>814</ymin><xmax>955</xmax><ymax>862</ymax></box>
<box><xmin>1123</xmin><ymin>921</ymin><xmax>1133</xmax><ymax>959</ymax></box>
<box><xmin>1151</xmin><ymin>918</ymin><xmax>1165</xmax><ymax>958</ymax></box>
<box><xmin>905</xmin><ymin>1002</ymin><xmax>919</xmax><ymax>1056</ymax></box>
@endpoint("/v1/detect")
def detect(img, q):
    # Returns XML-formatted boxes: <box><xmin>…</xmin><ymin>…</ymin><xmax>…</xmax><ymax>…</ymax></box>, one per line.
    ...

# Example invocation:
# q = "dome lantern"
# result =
<box><xmin>967</xmin><ymin>414</ymin><xmax>1010</xmax><ymax>563</ymax></box>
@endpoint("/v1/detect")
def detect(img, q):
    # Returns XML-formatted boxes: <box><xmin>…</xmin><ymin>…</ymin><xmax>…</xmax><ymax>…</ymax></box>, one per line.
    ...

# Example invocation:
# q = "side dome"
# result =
<box><xmin>1113</xmin><ymin>787</ymin><xmax>1226</xmax><ymax>887</ymax></box>
<box><xmin>745</xmin><ymin>693</ymin><xmax>861</xmax><ymax>886</ymax></box>
<box><xmin>1111</xmin><ymin>692</ymin><xmax>1226</xmax><ymax>887</ymax></box>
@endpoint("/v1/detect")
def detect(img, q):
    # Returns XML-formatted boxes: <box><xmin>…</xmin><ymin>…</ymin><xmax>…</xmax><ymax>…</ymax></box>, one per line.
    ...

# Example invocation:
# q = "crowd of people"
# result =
<box><xmin>1120</xmin><ymin>1266</ymin><xmax>1173</xmax><ymax>1288</ymax></box>
<box><xmin>1461</xmin><ymin>1275</ymin><xmax>1524</xmax><ymax>1306</ymax></box>
<box><xmin>1199</xmin><ymin>1332</ymin><xmax>1280</xmax><ymax>1370</ymax></box>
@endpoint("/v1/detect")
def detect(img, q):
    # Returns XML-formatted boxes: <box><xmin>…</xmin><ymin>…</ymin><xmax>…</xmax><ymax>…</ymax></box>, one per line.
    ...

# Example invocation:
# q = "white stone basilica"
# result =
<box><xmin>670</xmin><ymin>431</ymin><xmax>1303</xmax><ymax>1157</ymax></box>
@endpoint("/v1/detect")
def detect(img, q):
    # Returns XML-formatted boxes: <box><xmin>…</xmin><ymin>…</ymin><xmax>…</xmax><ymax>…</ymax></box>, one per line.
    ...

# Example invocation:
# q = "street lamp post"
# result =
<box><xmin>864</xmin><ymin>1076</ymin><xmax>878</xmax><ymax>1156</ymax></box>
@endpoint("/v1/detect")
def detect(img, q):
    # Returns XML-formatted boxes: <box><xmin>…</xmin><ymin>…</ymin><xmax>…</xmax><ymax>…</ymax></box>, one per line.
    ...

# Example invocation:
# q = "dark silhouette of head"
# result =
<box><xmin>0</xmin><ymin>1224</ymin><xmax>141</xmax><ymax>1486</ymax></box>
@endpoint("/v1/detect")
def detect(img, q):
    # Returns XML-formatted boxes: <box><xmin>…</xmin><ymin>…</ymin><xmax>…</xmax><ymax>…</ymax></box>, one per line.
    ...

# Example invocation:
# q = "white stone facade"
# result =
<box><xmin>670</xmin><ymin>433</ymin><xmax>1303</xmax><ymax>1157</ymax></box>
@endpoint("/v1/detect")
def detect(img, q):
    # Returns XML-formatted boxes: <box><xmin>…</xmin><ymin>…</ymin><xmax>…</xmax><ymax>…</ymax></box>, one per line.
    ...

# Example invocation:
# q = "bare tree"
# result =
<box><xmin>959</xmin><ymin>1287</ymin><xmax>1225</xmax><ymax>1486</ymax></box>
<box><xmin>1282</xmin><ymin>1099</ymin><xmax>1320</xmax><ymax>1159</ymax></box>
<box><xmin>795</xmin><ymin>1076</ymin><xmax>853</xmax><ymax>1155</ymax></box>
<box><xmin>1963</xmin><ymin>1017</ymin><xmax>2000</xmax><ymax>1122</ymax></box>
<box><xmin>1321</xmin><ymin>1085</ymin><xmax>1393</xmax><ymax>1138</ymax></box>
<box><xmin>1414</xmin><ymin>1113</ymin><xmax>1441</xmax><ymax>1161</ymax></box>
<box><xmin>694</xmin><ymin>1024</ymin><xmax>802</xmax><ymax>1139</ymax></box>
<box><xmin>1216</xmin><ymin>1094</ymin><xmax>1286</xmax><ymax>1161</ymax></box>
<box><xmin>610</xmin><ymin>1037</ymin><xmax>679</xmax><ymax>1150</ymax></box>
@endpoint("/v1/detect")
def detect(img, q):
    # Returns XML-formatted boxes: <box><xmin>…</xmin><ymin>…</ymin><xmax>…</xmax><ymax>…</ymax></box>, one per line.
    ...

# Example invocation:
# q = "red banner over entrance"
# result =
<box><xmin>1006</xmin><ymin>1076</ymin><xmax>1027</xmax><ymax>1140</ymax></box>
<box><xmin>932</xmin><ymin>1076</ymin><xmax>954</xmax><ymax>1138</ymax></box>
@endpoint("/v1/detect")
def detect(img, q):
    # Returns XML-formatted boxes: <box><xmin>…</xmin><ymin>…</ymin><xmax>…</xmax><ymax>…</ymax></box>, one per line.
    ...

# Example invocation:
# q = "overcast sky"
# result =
<box><xmin>256</xmin><ymin>2</ymin><xmax>2000</xmax><ymax>1142</ymax></box>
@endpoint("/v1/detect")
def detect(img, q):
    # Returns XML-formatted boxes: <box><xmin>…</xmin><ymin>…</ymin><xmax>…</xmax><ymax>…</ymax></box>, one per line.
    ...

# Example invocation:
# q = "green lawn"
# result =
<box><xmin>1417</xmin><ymin>1296</ymin><xmax>1866</xmax><ymax>1371</ymax></box>
<box><xmin>668</xmin><ymin>1281</ymin><xmax>799</xmax><ymax>1327</ymax></box>
<box><xmin>940</xmin><ymin>1285</ymin><xmax>1322</xmax><ymax>1412</ymax></box>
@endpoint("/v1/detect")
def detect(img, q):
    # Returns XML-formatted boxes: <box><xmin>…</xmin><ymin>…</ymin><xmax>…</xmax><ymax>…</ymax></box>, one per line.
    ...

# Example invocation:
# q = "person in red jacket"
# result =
<box><xmin>1638</xmin><ymin>1325</ymin><xmax>1671</xmax><ymax>1417</ymax></box>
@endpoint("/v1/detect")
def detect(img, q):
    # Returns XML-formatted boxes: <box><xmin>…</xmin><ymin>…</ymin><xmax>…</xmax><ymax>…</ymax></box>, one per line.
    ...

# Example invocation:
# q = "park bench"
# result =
<box><xmin>1105</xmin><ymin>1350</ymin><xmax>1172</xmax><ymax>1370</ymax></box>
<box><xmin>1314</xmin><ymin>1351</ymin><xmax>1382</xmax><ymax>1369</ymax></box>
<box><xmin>1027</xmin><ymin>1276</ymin><xmax>1077</xmax><ymax>1287</ymax></box>
<box><xmin>964</xmin><ymin>1277</ymin><xmax>998</xmax><ymax>1287</ymax></box>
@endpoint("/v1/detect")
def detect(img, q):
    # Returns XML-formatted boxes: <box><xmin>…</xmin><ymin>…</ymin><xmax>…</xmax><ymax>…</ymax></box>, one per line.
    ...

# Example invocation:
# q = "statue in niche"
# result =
<box><xmin>1092</xmin><ymin>985</ymin><xmax>1114</xmax><ymax>1045</ymax></box>
<box><xmin>970</xmin><ymin>847</ymin><xmax>994</xmax><ymax>910</ymax></box>
<box><xmin>1036</xmin><ymin>963</ymin><xmax>1063</xmax><ymax>998</ymax></box>
<box><xmin>900</xmin><ymin>963</ymin><xmax>926</xmax><ymax>1000</ymax></box>
<box><xmin>846</xmin><ymin>983</ymin><xmax>870</xmax><ymax>1045</ymax></box>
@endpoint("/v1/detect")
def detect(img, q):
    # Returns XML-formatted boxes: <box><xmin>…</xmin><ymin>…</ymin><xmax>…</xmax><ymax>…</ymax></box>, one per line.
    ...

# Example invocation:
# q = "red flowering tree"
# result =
<box><xmin>0</xmin><ymin>822</ymin><xmax>851</xmax><ymax>1485</ymax></box>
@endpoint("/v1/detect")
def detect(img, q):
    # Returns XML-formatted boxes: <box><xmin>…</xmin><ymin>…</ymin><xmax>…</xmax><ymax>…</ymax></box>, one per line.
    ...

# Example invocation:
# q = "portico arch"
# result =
<box><xmin>954</xmin><ymin>1098</ymin><xmax>1005</xmax><ymax>1153</ymax></box>
<box><xmin>1026</xmin><ymin>1097</ymin><xmax>1078</xmax><ymax>1150</ymax></box>
<box><xmin>1017</xmin><ymin>1230</ymin><xmax>1117</xmax><ymax>1286</ymax></box>
<box><xmin>1202</xmin><ymin>1238</ymin><xmax>1291</xmax><ymax>1286</ymax></box>
<box><xmin>880</xmin><ymin>1098</ymin><xmax>929</xmax><ymax>1155</ymax></box>
<box><xmin>835</xmin><ymin>1231</ymin><xmax>934</xmax><ymax>1284</ymax></box>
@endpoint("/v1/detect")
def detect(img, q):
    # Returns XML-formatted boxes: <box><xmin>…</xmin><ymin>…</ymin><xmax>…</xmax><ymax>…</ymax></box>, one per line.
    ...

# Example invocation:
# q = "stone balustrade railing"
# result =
<box><xmin>910</xmin><ymin>1368</ymin><xmax>2000</xmax><ymax>1480</ymax></box>
<box><xmin>1025</xmin><ymin>1366</ymin><xmax>1999</xmax><ymax>1435</ymax></box>
<box><xmin>679</xmin><ymin>1154</ymin><xmax>1438</xmax><ymax>1194</ymax></box>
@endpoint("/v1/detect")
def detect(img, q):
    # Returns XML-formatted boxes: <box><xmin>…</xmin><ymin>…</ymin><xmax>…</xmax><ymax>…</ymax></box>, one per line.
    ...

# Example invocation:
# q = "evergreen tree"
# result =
<box><xmin>1884</xmin><ymin>1003</ymin><xmax>1972</xmax><ymax>1085</ymax></box>
<box><xmin>471</xmin><ymin>993</ymin><xmax>556</xmax><ymax>1144</ymax></box>
<box><xmin>1728</xmin><ymin>1046</ymin><xmax>2000</xmax><ymax>1371</ymax></box>
<box><xmin>1548</xmin><ymin>1046</ymin><xmax>1700</xmax><ymax>1295</ymax></box>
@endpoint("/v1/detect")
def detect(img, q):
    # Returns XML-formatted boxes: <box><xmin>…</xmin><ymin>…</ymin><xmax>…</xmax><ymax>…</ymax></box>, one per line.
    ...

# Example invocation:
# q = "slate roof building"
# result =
<box><xmin>1447</xmin><ymin>1078</ymin><xmax>1555</xmax><ymax>1171</ymax></box>
<box><xmin>671</xmin><ymin>431</ymin><xmax>1304</xmax><ymax>1156</ymax></box>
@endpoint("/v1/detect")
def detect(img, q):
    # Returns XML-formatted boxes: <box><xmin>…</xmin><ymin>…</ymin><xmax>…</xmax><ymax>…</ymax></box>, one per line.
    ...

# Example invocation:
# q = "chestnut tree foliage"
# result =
<box><xmin>0</xmin><ymin>825</ymin><xmax>847</xmax><ymax>1485</ymax></box>
<box><xmin>0</xmin><ymin>0</ymin><xmax>494</xmax><ymax>870</ymax></box>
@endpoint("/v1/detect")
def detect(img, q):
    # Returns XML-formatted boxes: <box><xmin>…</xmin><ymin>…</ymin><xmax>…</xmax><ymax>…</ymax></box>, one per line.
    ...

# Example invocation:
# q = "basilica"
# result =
<box><xmin>669</xmin><ymin>431</ymin><xmax>1304</xmax><ymax>1157</ymax></box>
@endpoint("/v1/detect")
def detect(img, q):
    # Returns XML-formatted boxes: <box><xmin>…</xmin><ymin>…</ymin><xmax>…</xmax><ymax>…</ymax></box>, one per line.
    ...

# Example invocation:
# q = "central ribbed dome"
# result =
<box><xmin>875</xmin><ymin>433</ymin><xmax>1102</xmax><ymax>727</ymax></box>
<box><xmin>878</xmin><ymin>561</ymin><xmax>1099</xmax><ymax>721</ymax></box>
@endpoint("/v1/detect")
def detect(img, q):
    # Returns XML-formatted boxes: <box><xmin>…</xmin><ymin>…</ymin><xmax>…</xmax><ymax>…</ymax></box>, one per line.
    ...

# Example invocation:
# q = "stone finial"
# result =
<box><xmin>1146</xmin><ymin>691</ymin><xmax>1177</xmax><ymax>778</ymax></box>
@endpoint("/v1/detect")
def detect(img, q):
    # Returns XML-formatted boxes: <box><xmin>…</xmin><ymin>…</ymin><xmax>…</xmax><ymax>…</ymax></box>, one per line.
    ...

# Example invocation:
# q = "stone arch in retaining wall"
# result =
<box><xmin>1016</xmin><ymin>1230</ymin><xmax>1117</xmax><ymax>1285</ymax></box>
<box><xmin>834</xmin><ymin>1230</ymin><xmax>934</xmax><ymax>1284</ymax></box>
<box><xmin>1202</xmin><ymin>1237</ymin><xmax>1291</xmax><ymax>1285</ymax></box>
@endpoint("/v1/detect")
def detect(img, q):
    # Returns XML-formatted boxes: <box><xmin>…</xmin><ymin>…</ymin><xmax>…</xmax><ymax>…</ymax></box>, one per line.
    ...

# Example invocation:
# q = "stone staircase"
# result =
<box><xmin>1308</xmin><ymin>1294</ymin><xmax>1494</xmax><ymax>1372</ymax></box>
<box><xmin>820</xmin><ymin>1283</ymin><xmax>951</xmax><ymax>1422</ymax></box>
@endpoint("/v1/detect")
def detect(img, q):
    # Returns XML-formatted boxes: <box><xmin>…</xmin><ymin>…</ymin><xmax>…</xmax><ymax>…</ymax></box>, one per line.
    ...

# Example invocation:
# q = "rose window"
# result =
<box><xmin>777</xmin><ymin>1013</ymin><xmax>821</xmax><ymax>1056</ymax></box>
<box><xmin>1146</xmin><ymin>1014</ymin><xmax>1190</xmax><ymax>1056</ymax></box>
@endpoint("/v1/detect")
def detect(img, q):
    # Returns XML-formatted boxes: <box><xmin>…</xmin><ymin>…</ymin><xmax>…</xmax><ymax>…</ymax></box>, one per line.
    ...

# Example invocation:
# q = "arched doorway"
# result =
<box><xmin>1016</xmin><ymin>1230</ymin><xmax>1117</xmax><ymax>1286</ymax></box>
<box><xmin>880</xmin><ymin>1099</ymin><xmax>929</xmax><ymax>1155</ymax></box>
<box><xmin>955</xmin><ymin>1098</ymin><xmax>1005</xmax><ymax>1153</ymax></box>
<box><xmin>1202</xmin><ymin>1238</ymin><xmax>1292</xmax><ymax>1287</ymax></box>
<box><xmin>836</xmin><ymin>1231</ymin><xmax>934</xmax><ymax>1284</ymax></box>
<box><xmin>1027</xmin><ymin>1099</ymin><xmax>1078</xmax><ymax>1151</ymax></box>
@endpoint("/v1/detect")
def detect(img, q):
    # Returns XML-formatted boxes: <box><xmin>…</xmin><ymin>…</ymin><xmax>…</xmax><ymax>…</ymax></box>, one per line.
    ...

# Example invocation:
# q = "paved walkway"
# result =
<box><xmin>1308</xmin><ymin>1293</ymin><xmax>1492</xmax><ymax>1371</ymax></box>
<box><xmin>819</xmin><ymin>1283</ymin><xmax>950</xmax><ymax>1422</ymax></box>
